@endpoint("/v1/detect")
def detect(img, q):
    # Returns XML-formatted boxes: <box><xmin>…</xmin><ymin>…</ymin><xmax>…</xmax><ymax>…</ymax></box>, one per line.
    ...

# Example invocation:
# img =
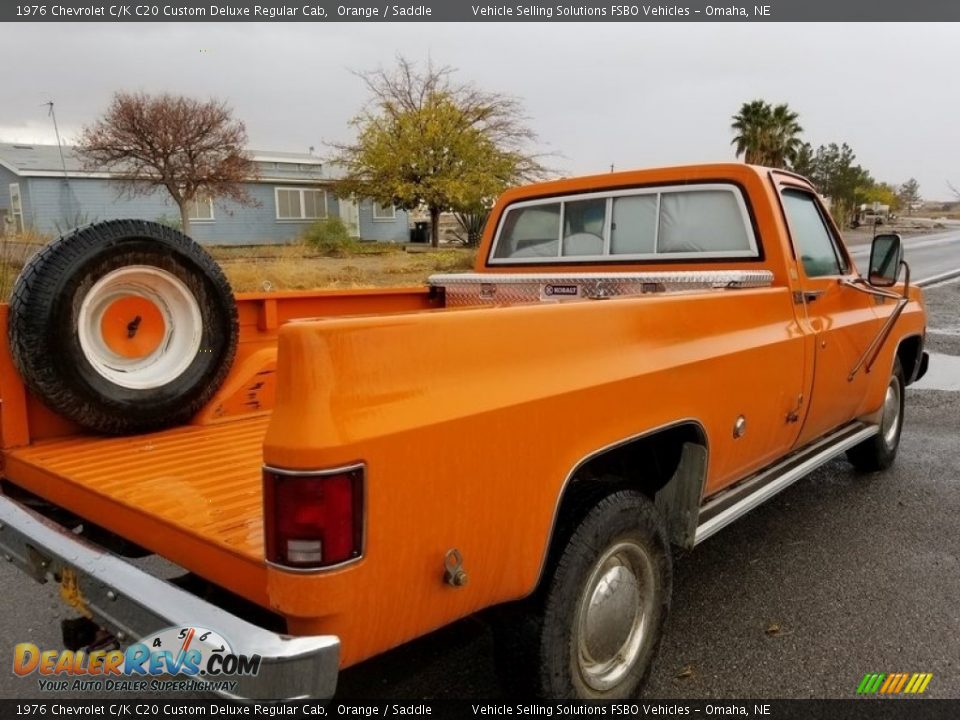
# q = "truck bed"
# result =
<box><xmin>4</xmin><ymin>415</ymin><xmax>272</xmax><ymax>604</ymax></box>
<box><xmin>0</xmin><ymin>288</ymin><xmax>444</xmax><ymax>609</ymax></box>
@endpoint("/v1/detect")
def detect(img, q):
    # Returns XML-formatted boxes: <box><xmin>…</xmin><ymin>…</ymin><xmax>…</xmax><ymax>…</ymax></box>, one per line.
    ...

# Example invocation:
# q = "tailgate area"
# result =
<box><xmin>2</xmin><ymin>416</ymin><xmax>270</xmax><ymax>605</ymax></box>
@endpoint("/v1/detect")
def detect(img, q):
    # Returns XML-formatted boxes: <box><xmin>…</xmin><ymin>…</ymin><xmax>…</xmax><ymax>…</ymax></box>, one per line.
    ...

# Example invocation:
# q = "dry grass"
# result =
<box><xmin>0</xmin><ymin>231</ymin><xmax>51</xmax><ymax>299</ymax></box>
<box><xmin>0</xmin><ymin>234</ymin><xmax>476</xmax><ymax>300</ymax></box>
<box><xmin>218</xmin><ymin>245</ymin><xmax>476</xmax><ymax>292</ymax></box>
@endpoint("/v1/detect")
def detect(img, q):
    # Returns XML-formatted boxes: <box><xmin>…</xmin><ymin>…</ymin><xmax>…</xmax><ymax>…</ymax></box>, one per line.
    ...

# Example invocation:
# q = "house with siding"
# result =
<box><xmin>0</xmin><ymin>142</ymin><xmax>410</xmax><ymax>245</ymax></box>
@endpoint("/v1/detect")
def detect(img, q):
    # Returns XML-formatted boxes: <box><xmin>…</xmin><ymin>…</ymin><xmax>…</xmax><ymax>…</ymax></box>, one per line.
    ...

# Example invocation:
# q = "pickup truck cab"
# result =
<box><xmin>0</xmin><ymin>163</ymin><xmax>927</xmax><ymax>700</ymax></box>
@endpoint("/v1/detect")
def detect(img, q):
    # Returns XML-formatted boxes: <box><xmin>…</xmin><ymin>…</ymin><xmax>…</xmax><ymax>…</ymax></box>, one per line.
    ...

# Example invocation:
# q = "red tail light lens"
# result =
<box><xmin>263</xmin><ymin>464</ymin><xmax>364</xmax><ymax>569</ymax></box>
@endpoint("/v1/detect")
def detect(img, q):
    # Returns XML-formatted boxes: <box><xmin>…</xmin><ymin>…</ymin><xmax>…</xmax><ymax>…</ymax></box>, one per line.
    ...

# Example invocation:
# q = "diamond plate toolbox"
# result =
<box><xmin>428</xmin><ymin>271</ymin><xmax>775</xmax><ymax>307</ymax></box>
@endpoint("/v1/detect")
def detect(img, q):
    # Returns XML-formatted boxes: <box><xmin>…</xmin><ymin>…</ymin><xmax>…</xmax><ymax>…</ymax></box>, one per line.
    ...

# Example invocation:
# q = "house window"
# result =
<box><xmin>275</xmin><ymin>187</ymin><xmax>328</xmax><ymax>221</ymax></box>
<box><xmin>186</xmin><ymin>196</ymin><xmax>214</xmax><ymax>222</ymax></box>
<box><xmin>9</xmin><ymin>183</ymin><xmax>23</xmax><ymax>233</ymax></box>
<box><xmin>372</xmin><ymin>202</ymin><xmax>396</xmax><ymax>221</ymax></box>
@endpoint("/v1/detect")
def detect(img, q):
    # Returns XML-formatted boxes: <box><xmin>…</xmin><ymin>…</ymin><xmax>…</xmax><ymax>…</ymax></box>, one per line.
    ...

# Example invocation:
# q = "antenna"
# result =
<box><xmin>44</xmin><ymin>101</ymin><xmax>70</xmax><ymax>181</ymax></box>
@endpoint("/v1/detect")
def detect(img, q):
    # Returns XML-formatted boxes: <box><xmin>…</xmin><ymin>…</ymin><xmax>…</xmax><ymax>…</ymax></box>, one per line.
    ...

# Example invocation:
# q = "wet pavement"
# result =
<box><xmin>2</xmin><ymin>283</ymin><xmax>959</xmax><ymax>701</ymax></box>
<box><xmin>850</xmin><ymin>228</ymin><xmax>960</xmax><ymax>283</ymax></box>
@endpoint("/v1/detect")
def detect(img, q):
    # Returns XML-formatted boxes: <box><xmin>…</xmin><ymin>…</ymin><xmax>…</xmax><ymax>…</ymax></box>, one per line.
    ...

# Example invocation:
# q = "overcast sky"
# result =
<box><xmin>1</xmin><ymin>22</ymin><xmax>956</xmax><ymax>199</ymax></box>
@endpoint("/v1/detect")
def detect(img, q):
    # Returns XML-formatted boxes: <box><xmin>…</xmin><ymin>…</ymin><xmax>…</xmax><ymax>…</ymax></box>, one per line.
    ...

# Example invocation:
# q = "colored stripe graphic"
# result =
<box><xmin>857</xmin><ymin>672</ymin><xmax>932</xmax><ymax>694</ymax></box>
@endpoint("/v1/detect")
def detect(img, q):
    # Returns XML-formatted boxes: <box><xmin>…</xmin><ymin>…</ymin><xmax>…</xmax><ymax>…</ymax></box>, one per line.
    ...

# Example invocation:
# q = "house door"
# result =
<box><xmin>339</xmin><ymin>199</ymin><xmax>360</xmax><ymax>238</ymax></box>
<box><xmin>9</xmin><ymin>183</ymin><xmax>24</xmax><ymax>233</ymax></box>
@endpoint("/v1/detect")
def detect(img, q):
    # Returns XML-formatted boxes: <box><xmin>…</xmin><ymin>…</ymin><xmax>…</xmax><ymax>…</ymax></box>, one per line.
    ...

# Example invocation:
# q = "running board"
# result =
<box><xmin>694</xmin><ymin>422</ymin><xmax>879</xmax><ymax>545</ymax></box>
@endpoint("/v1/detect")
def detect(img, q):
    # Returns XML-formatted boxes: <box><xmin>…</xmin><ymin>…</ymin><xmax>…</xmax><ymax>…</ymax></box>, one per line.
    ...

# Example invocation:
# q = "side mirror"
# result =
<box><xmin>868</xmin><ymin>233</ymin><xmax>903</xmax><ymax>287</ymax></box>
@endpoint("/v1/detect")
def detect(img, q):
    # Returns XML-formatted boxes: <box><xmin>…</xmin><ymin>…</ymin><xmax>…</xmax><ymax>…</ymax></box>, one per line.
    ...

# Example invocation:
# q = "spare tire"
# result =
<box><xmin>8</xmin><ymin>219</ymin><xmax>238</xmax><ymax>435</ymax></box>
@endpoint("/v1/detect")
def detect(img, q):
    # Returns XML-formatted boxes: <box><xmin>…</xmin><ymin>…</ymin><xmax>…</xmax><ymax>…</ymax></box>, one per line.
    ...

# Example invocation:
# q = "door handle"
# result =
<box><xmin>793</xmin><ymin>290</ymin><xmax>824</xmax><ymax>304</ymax></box>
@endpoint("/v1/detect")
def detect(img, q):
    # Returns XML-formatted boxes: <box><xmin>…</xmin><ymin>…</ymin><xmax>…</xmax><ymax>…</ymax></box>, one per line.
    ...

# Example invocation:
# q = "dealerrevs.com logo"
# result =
<box><xmin>13</xmin><ymin>626</ymin><xmax>261</xmax><ymax>694</ymax></box>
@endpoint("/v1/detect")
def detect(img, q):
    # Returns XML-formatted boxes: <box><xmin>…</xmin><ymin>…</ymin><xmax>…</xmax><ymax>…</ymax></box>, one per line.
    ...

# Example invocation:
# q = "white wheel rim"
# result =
<box><xmin>76</xmin><ymin>265</ymin><xmax>203</xmax><ymax>390</ymax></box>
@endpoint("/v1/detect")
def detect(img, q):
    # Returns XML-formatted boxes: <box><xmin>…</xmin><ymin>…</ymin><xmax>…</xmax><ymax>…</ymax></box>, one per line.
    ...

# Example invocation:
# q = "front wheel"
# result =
<box><xmin>847</xmin><ymin>358</ymin><xmax>905</xmax><ymax>472</ymax></box>
<box><xmin>494</xmin><ymin>489</ymin><xmax>672</xmax><ymax>699</ymax></box>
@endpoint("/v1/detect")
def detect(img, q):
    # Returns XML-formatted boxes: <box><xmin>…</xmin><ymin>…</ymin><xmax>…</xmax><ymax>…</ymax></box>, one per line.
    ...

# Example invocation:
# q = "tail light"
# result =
<box><xmin>263</xmin><ymin>464</ymin><xmax>364</xmax><ymax>570</ymax></box>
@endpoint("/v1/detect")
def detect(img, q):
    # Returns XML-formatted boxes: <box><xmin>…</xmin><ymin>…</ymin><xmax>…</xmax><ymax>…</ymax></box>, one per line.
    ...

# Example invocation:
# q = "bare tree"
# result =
<box><xmin>78</xmin><ymin>92</ymin><xmax>257</xmax><ymax>236</ymax></box>
<box><xmin>331</xmin><ymin>57</ymin><xmax>547</xmax><ymax>247</ymax></box>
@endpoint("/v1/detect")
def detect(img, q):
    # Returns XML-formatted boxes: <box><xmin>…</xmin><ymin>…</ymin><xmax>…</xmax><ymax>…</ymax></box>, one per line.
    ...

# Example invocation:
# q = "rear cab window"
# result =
<box><xmin>490</xmin><ymin>183</ymin><xmax>758</xmax><ymax>264</ymax></box>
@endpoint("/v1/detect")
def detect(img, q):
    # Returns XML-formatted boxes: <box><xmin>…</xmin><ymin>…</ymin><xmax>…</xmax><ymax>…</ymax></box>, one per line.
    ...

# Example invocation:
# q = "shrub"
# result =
<box><xmin>53</xmin><ymin>211</ymin><xmax>98</xmax><ymax>236</ymax></box>
<box><xmin>154</xmin><ymin>214</ymin><xmax>183</xmax><ymax>231</ymax></box>
<box><xmin>300</xmin><ymin>217</ymin><xmax>359</xmax><ymax>257</ymax></box>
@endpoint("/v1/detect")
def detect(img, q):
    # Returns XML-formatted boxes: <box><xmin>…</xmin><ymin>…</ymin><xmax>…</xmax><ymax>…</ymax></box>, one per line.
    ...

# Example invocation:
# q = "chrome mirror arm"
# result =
<box><xmin>847</xmin><ymin>259</ymin><xmax>911</xmax><ymax>381</ymax></box>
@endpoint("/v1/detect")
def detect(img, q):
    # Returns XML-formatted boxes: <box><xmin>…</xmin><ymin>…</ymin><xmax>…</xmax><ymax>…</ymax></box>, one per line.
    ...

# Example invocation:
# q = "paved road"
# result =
<box><xmin>2</xmin><ymin>255</ymin><xmax>960</xmax><ymax>701</ymax></box>
<box><xmin>849</xmin><ymin>227</ymin><xmax>960</xmax><ymax>283</ymax></box>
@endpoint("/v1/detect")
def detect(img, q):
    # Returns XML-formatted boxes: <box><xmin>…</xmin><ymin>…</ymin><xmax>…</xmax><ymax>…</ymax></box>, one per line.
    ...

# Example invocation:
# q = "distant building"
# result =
<box><xmin>0</xmin><ymin>142</ymin><xmax>409</xmax><ymax>244</ymax></box>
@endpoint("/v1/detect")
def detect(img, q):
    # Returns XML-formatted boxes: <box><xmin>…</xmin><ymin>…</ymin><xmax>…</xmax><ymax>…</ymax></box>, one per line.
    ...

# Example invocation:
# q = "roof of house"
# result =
<box><xmin>0</xmin><ymin>142</ymin><xmax>338</xmax><ymax>181</ymax></box>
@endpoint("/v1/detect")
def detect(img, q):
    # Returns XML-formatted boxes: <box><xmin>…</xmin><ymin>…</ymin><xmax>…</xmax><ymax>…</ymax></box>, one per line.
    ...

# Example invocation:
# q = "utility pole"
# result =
<box><xmin>44</xmin><ymin>101</ymin><xmax>70</xmax><ymax>180</ymax></box>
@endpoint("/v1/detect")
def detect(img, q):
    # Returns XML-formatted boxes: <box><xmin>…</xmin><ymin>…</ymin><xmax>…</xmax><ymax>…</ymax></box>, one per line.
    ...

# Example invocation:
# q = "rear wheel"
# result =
<box><xmin>494</xmin><ymin>489</ymin><xmax>671</xmax><ymax>699</ymax></box>
<box><xmin>8</xmin><ymin>219</ymin><xmax>238</xmax><ymax>435</ymax></box>
<box><xmin>847</xmin><ymin>358</ymin><xmax>905</xmax><ymax>472</ymax></box>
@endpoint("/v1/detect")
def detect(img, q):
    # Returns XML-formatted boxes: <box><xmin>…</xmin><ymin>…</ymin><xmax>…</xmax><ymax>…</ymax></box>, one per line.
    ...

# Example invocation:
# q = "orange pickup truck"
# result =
<box><xmin>0</xmin><ymin>163</ymin><xmax>928</xmax><ymax>700</ymax></box>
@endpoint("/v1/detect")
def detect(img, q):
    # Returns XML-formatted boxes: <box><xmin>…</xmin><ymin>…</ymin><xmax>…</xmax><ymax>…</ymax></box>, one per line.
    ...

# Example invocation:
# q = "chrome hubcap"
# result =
<box><xmin>576</xmin><ymin>541</ymin><xmax>655</xmax><ymax>692</ymax></box>
<box><xmin>881</xmin><ymin>377</ymin><xmax>902</xmax><ymax>448</ymax></box>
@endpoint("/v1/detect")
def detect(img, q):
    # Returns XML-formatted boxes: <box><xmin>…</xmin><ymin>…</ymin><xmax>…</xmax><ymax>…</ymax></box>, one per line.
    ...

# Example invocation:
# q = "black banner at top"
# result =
<box><xmin>4</xmin><ymin>700</ymin><xmax>960</xmax><ymax>719</ymax></box>
<box><xmin>4</xmin><ymin>0</ymin><xmax>960</xmax><ymax>22</ymax></box>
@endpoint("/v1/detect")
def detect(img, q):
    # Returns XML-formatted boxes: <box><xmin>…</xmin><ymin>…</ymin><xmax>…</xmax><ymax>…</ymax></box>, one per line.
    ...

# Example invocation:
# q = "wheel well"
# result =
<box><xmin>542</xmin><ymin>422</ymin><xmax>708</xmax><ymax>583</ymax></box>
<box><xmin>897</xmin><ymin>335</ymin><xmax>923</xmax><ymax>385</ymax></box>
<box><xmin>566</xmin><ymin>422</ymin><xmax>706</xmax><ymax>498</ymax></box>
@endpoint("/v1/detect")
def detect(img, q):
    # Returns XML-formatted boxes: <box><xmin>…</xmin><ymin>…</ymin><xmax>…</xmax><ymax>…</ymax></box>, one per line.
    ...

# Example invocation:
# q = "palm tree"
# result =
<box><xmin>731</xmin><ymin>100</ymin><xmax>771</xmax><ymax>165</ymax></box>
<box><xmin>767</xmin><ymin>103</ymin><xmax>803</xmax><ymax>168</ymax></box>
<box><xmin>730</xmin><ymin>100</ymin><xmax>804</xmax><ymax>168</ymax></box>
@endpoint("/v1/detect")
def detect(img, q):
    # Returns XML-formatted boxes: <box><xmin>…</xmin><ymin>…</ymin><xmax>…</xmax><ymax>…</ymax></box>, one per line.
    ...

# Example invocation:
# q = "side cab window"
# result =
<box><xmin>781</xmin><ymin>189</ymin><xmax>848</xmax><ymax>278</ymax></box>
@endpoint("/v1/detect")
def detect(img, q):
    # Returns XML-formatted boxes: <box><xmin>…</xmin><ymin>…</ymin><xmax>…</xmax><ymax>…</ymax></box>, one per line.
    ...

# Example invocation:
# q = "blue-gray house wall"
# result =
<box><xmin>356</xmin><ymin>199</ymin><xmax>410</xmax><ymax>243</ymax></box>
<box><xmin>13</xmin><ymin>175</ymin><xmax>410</xmax><ymax>245</ymax></box>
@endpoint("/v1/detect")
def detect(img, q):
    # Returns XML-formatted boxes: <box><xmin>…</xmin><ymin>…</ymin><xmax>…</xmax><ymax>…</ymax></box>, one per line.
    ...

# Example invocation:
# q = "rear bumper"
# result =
<box><xmin>0</xmin><ymin>494</ymin><xmax>340</xmax><ymax>700</ymax></box>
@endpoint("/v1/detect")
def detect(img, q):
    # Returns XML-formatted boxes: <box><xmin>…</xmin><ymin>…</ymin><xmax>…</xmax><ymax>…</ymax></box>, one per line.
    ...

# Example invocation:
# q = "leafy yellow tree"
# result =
<box><xmin>861</xmin><ymin>183</ymin><xmax>901</xmax><ymax>213</ymax></box>
<box><xmin>331</xmin><ymin>58</ymin><xmax>545</xmax><ymax>247</ymax></box>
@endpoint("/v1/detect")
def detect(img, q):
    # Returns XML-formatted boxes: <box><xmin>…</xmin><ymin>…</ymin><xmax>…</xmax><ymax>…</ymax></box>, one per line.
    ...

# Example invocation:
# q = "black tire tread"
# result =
<box><xmin>494</xmin><ymin>489</ymin><xmax>672</xmax><ymax>699</ymax></box>
<box><xmin>8</xmin><ymin>219</ymin><xmax>238</xmax><ymax>435</ymax></box>
<box><xmin>846</xmin><ymin>358</ymin><xmax>905</xmax><ymax>472</ymax></box>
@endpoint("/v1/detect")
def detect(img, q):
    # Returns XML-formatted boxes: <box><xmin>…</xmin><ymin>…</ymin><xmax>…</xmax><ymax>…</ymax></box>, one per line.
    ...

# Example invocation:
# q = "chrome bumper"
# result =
<box><xmin>0</xmin><ymin>494</ymin><xmax>339</xmax><ymax>700</ymax></box>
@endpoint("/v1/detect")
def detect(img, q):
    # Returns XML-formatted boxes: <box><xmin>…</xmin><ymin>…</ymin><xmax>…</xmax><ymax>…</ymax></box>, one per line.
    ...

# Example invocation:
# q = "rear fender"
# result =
<box><xmin>538</xmin><ymin>420</ymin><xmax>709</xmax><ymax>586</ymax></box>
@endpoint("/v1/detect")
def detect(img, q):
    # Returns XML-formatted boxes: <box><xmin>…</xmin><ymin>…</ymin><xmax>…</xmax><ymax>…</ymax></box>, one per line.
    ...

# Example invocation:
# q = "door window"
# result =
<box><xmin>781</xmin><ymin>190</ymin><xmax>846</xmax><ymax>277</ymax></box>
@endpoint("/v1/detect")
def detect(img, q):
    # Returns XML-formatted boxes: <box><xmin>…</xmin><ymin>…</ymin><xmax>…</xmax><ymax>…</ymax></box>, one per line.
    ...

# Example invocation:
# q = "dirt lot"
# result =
<box><xmin>0</xmin><ymin>236</ymin><xmax>477</xmax><ymax>299</ymax></box>
<box><xmin>211</xmin><ymin>244</ymin><xmax>476</xmax><ymax>292</ymax></box>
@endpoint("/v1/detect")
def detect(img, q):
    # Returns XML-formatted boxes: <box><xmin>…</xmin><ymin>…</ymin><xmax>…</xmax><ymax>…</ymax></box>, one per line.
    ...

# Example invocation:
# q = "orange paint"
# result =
<box><xmin>100</xmin><ymin>295</ymin><xmax>166</xmax><ymax>359</ymax></box>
